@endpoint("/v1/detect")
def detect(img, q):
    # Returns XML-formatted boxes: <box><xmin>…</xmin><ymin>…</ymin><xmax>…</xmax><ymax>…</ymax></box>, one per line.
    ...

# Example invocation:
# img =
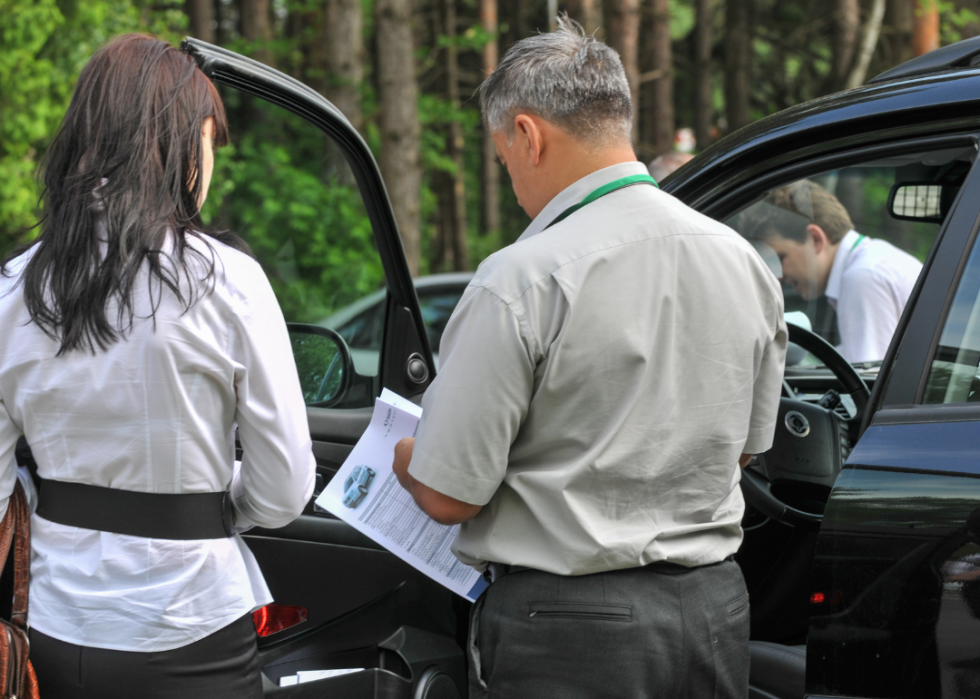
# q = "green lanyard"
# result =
<box><xmin>546</xmin><ymin>174</ymin><xmax>659</xmax><ymax>229</ymax></box>
<box><xmin>850</xmin><ymin>234</ymin><xmax>866</xmax><ymax>252</ymax></box>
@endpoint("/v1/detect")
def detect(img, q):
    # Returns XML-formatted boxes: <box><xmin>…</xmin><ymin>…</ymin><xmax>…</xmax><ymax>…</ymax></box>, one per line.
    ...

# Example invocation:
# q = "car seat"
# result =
<box><xmin>748</xmin><ymin>641</ymin><xmax>806</xmax><ymax>699</ymax></box>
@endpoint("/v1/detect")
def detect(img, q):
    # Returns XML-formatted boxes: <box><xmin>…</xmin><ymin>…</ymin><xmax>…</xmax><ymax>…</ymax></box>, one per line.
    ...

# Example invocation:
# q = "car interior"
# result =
<box><xmin>722</xmin><ymin>142</ymin><xmax>977</xmax><ymax>699</ymax></box>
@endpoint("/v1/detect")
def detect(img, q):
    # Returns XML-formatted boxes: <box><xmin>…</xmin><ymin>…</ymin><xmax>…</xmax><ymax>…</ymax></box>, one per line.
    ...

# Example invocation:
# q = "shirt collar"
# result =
<box><xmin>517</xmin><ymin>161</ymin><xmax>652</xmax><ymax>242</ymax></box>
<box><xmin>825</xmin><ymin>229</ymin><xmax>861</xmax><ymax>303</ymax></box>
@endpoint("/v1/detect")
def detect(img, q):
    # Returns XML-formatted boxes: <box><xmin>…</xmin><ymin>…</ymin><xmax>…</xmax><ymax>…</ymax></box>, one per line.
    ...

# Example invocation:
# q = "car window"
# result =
<box><xmin>419</xmin><ymin>288</ymin><xmax>466</xmax><ymax>355</ymax></box>
<box><xmin>336</xmin><ymin>303</ymin><xmax>385</xmax><ymax>351</ymax></box>
<box><xmin>726</xmin><ymin>146</ymin><xmax>972</xmax><ymax>366</ymax></box>
<box><xmin>201</xmin><ymin>91</ymin><xmax>384</xmax><ymax>407</ymax></box>
<box><xmin>331</xmin><ymin>283</ymin><xmax>468</xmax><ymax>360</ymax></box>
<box><xmin>922</xmin><ymin>231</ymin><xmax>980</xmax><ymax>404</ymax></box>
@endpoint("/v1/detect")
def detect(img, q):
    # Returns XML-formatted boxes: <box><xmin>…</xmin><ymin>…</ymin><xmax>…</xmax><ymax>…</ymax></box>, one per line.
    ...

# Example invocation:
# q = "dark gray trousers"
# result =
<box><xmin>29</xmin><ymin>613</ymin><xmax>263</xmax><ymax>699</ymax></box>
<box><xmin>469</xmin><ymin>559</ymin><xmax>750</xmax><ymax>699</ymax></box>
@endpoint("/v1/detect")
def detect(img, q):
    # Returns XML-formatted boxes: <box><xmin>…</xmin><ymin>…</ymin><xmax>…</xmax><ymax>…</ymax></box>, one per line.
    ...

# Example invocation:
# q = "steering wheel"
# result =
<box><xmin>740</xmin><ymin>323</ymin><xmax>870</xmax><ymax>530</ymax></box>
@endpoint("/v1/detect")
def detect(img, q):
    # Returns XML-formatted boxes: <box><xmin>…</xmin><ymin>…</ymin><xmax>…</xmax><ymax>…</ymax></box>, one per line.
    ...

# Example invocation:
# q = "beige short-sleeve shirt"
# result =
<box><xmin>409</xmin><ymin>162</ymin><xmax>786</xmax><ymax>575</ymax></box>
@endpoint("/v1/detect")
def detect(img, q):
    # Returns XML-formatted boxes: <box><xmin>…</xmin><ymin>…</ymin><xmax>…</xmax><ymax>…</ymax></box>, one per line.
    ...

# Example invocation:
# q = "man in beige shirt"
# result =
<box><xmin>393</xmin><ymin>17</ymin><xmax>786</xmax><ymax>699</ymax></box>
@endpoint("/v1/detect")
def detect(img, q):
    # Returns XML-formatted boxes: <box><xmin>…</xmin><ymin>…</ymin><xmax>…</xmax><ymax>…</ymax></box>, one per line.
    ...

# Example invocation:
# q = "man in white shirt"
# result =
<box><xmin>390</xmin><ymin>17</ymin><xmax>786</xmax><ymax>699</ymax></box>
<box><xmin>747</xmin><ymin>180</ymin><xmax>923</xmax><ymax>363</ymax></box>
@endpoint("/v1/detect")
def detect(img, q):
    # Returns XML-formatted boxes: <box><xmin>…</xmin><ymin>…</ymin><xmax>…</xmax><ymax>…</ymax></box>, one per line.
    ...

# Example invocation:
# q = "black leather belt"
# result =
<box><xmin>36</xmin><ymin>478</ymin><xmax>235</xmax><ymax>539</ymax></box>
<box><xmin>485</xmin><ymin>562</ymin><xmax>533</xmax><ymax>583</ymax></box>
<box><xmin>485</xmin><ymin>557</ymin><xmax>731</xmax><ymax>583</ymax></box>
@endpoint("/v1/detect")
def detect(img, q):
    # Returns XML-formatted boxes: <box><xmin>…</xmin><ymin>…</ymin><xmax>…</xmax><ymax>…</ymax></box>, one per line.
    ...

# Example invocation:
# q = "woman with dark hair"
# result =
<box><xmin>0</xmin><ymin>34</ymin><xmax>315</xmax><ymax>698</ymax></box>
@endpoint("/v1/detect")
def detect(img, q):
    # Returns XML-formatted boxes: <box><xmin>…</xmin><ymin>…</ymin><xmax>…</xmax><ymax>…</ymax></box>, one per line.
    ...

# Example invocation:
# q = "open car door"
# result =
<box><xmin>181</xmin><ymin>40</ymin><xmax>467</xmax><ymax>699</ymax></box>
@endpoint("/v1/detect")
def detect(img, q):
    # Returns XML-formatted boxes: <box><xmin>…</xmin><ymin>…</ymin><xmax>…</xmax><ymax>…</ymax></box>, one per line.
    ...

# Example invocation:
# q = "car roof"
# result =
<box><xmin>664</xmin><ymin>38</ymin><xmax>980</xmax><ymax>212</ymax></box>
<box><xmin>320</xmin><ymin>272</ymin><xmax>475</xmax><ymax>329</ymax></box>
<box><xmin>869</xmin><ymin>35</ymin><xmax>980</xmax><ymax>84</ymax></box>
<box><xmin>412</xmin><ymin>272</ymin><xmax>475</xmax><ymax>290</ymax></box>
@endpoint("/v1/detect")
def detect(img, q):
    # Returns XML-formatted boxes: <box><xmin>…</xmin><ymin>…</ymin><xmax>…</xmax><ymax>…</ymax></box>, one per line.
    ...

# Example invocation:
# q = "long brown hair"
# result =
<box><xmin>4</xmin><ymin>34</ymin><xmax>247</xmax><ymax>355</ymax></box>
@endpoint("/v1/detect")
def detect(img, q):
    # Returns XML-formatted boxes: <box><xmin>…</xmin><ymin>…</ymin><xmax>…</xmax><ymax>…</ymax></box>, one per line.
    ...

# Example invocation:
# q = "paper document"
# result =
<box><xmin>279</xmin><ymin>668</ymin><xmax>364</xmax><ymax>686</ymax></box>
<box><xmin>314</xmin><ymin>389</ymin><xmax>489</xmax><ymax>602</ymax></box>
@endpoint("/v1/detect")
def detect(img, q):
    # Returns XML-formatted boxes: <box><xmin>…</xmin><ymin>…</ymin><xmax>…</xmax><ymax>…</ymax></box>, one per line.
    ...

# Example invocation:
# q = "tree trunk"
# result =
<box><xmin>240</xmin><ymin>0</ymin><xmax>273</xmax><ymax>64</ymax></box>
<box><xmin>481</xmin><ymin>0</ymin><xmax>500</xmax><ymax>237</ymax></box>
<box><xmin>724</xmin><ymin>0</ymin><xmax>751</xmax><ymax>133</ymax></box>
<box><xmin>832</xmin><ymin>0</ymin><xmax>860</xmax><ymax>89</ymax></box>
<box><xmin>376</xmin><ymin>0</ymin><xmax>423</xmax><ymax>276</ymax></box>
<box><xmin>186</xmin><ymin>0</ymin><xmax>215</xmax><ymax>43</ymax></box>
<box><xmin>323</xmin><ymin>0</ymin><xmax>364</xmax><ymax>132</ymax></box>
<box><xmin>886</xmin><ymin>0</ymin><xmax>916</xmax><ymax>66</ymax></box>
<box><xmin>567</xmin><ymin>0</ymin><xmax>603</xmax><ymax>36</ymax></box>
<box><xmin>694</xmin><ymin>0</ymin><xmax>713</xmax><ymax>150</ymax></box>
<box><xmin>913</xmin><ymin>0</ymin><xmax>939</xmax><ymax>56</ymax></box>
<box><xmin>640</xmin><ymin>0</ymin><xmax>672</xmax><ymax>157</ymax></box>
<box><xmin>609</xmin><ymin>0</ymin><xmax>641</xmax><ymax>144</ymax></box>
<box><xmin>436</xmin><ymin>0</ymin><xmax>469</xmax><ymax>271</ymax></box>
<box><xmin>514</xmin><ymin>0</ymin><xmax>528</xmax><ymax>44</ymax></box>
<box><xmin>214</xmin><ymin>0</ymin><xmax>229</xmax><ymax>46</ymax></box>
<box><xmin>845</xmin><ymin>0</ymin><xmax>886</xmax><ymax>88</ymax></box>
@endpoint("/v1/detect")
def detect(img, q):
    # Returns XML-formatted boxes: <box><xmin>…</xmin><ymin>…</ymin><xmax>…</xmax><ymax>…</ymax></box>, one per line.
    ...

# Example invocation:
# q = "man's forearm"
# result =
<box><xmin>393</xmin><ymin>438</ymin><xmax>483</xmax><ymax>525</ymax></box>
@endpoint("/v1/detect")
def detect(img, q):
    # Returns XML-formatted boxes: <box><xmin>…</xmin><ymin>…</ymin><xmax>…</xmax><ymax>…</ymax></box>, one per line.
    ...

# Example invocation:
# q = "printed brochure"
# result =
<box><xmin>313</xmin><ymin>389</ymin><xmax>489</xmax><ymax>602</ymax></box>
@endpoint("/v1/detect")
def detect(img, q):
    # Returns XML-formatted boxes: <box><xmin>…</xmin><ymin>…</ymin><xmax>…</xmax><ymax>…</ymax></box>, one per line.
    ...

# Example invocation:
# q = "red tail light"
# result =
<box><xmin>810</xmin><ymin>592</ymin><xmax>826</xmax><ymax>604</ymax></box>
<box><xmin>252</xmin><ymin>604</ymin><xmax>308</xmax><ymax>637</ymax></box>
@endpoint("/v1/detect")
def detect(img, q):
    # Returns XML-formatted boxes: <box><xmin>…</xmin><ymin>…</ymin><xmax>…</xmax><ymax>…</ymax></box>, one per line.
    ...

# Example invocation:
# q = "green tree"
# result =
<box><xmin>0</xmin><ymin>0</ymin><xmax>185</xmax><ymax>259</ymax></box>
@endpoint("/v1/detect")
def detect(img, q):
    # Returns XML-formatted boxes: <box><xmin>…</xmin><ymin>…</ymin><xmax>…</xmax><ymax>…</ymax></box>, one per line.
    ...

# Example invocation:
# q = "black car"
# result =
<box><xmin>172</xmin><ymin>36</ymin><xmax>980</xmax><ymax>699</ymax></box>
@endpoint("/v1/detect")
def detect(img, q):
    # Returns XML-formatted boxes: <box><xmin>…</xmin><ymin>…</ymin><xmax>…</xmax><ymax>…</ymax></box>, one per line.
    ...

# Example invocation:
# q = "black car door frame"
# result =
<box><xmin>672</xmin><ymin>128</ymin><xmax>980</xmax><ymax>699</ymax></box>
<box><xmin>179</xmin><ymin>40</ymin><xmax>468</xmax><ymax>699</ymax></box>
<box><xmin>803</xmin><ymin>140</ymin><xmax>980</xmax><ymax>699</ymax></box>
<box><xmin>181</xmin><ymin>38</ymin><xmax>434</xmax><ymax>401</ymax></box>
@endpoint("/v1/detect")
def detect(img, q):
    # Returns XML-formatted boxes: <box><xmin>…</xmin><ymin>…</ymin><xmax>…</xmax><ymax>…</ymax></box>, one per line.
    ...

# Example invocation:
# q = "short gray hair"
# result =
<box><xmin>479</xmin><ymin>16</ymin><xmax>632</xmax><ymax>145</ymax></box>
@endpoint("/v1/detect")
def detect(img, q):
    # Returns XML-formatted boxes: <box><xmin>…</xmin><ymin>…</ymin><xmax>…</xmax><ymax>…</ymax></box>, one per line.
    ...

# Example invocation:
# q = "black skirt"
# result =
<box><xmin>29</xmin><ymin>613</ymin><xmax>262</xmax><ymax>699</ymax></box>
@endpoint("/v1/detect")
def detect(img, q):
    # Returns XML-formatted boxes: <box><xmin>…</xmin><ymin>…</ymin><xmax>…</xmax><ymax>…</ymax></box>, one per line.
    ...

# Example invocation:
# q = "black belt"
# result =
<box><xmin>485</xmin><ymin>557</ymin><xmax>733</xmax><ymax>583</ymax></box>
<box><xmin>36</xmin><ymin>479</ymin><xmax>235</xmax><ymax>539</ymax></box>
<box><xmin>484</xmin><ymin>563</ymin><xmax>532</xmax><ymax>583</ymax></box>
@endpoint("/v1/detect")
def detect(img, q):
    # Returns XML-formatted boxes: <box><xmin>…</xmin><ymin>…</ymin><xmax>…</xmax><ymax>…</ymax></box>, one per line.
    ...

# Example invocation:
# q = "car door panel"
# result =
<box><xmin>668</xmin><ymin>98</ymin><xmax>980</xmax><ymax>696</ymax></box>
<box><xmin>806</xmin><ymin>152</ymin><xmax>980</xmax><ymax>698</ymax></box>
<box><xmin>808</xmin><ymin>421</ymin><xmax>980</xmax><ymax>698</ymax></box>
<box><xmin>180</xmin><ymin>40</ymin><xmax>465</xmax><ymax>698</ymax></box>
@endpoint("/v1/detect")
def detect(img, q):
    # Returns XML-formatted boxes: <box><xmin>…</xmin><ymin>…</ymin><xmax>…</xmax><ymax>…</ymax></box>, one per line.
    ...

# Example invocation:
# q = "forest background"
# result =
<box><xmin>3</xmin><ymin>0</ymin><xmax>979</xmax><ymax>283</ymax></box>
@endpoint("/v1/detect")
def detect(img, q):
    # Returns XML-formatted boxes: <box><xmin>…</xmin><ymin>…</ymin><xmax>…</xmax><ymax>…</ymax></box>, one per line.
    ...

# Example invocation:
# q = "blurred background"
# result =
<box><xmin>2</xmin><ymin>0</ymin><xmax>975</xmax><ymax>280</ymax></box>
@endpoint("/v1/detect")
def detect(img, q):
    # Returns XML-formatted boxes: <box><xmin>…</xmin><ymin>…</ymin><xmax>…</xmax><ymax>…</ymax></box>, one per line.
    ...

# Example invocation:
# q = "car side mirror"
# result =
<box><xmin>287</xmin><ymin>323</ymin><xmax>355</xmax><ymax>407</ymax></box>
<box><xmin>888</xmin><ymin>182</ymin><xmax>956</xmax><ymax>222</ymax></box>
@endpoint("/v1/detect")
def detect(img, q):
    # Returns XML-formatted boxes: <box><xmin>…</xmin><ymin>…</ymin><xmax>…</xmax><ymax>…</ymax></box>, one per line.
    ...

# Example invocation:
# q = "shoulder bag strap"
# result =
<box><xmin>8</xmin><ymin>482</ymin><xmax>29</xmax><ymax>629</ymax></box>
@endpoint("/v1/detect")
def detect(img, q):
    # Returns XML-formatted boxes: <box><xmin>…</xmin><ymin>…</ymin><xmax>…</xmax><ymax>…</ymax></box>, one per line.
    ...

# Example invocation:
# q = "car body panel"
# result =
<box><xmin>808</xmin><ymin>422</ymin><xmax>980</xmax><ymax>697</ymax></box>
<box><xmin>665</xmin><ymin>71</ymin><xmax>980</xmax><ymax>218</ymax></box>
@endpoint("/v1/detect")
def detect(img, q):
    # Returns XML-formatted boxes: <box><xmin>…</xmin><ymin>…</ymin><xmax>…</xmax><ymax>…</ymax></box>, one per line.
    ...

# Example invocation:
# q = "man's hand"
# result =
<box><xmin>393</xmin><ymin>438</ymin><xmax>483</xmax><ymax>525</ymax></box>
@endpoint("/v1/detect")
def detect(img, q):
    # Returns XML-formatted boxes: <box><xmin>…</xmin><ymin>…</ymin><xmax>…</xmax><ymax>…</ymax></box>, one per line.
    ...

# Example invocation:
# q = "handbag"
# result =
<box><xmin>0</xmin><ymin>481</ymin><xmax>38</xmax><ymax>699</ymax></box>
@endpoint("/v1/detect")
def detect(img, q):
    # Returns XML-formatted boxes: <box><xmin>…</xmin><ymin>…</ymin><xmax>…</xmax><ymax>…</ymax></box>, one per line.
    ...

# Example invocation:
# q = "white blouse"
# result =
<box><xmin>0</xmin><ymin>234</ymin><xmax>316</xmax><ymax>651</ymax></box>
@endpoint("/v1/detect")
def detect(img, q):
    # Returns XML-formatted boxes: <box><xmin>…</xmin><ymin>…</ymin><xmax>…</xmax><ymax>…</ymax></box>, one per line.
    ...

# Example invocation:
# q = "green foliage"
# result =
<box><xmin>939</xmin><ymin>1</ymin><xmax>980</xmax><ymax>45</ymax></box>
<box><xmin>291</xmin><ymin>331</ymin><xmax>344</xmax><ymax>404</ymax></box>
<box><xmin>0</xmin><ymin>0</ymin><xmax>186</xmax><ymax>260</ymax></box>
<box><xmin>669</xmin><ymin>0</ymin><xmax>695</xmax><ymax>41</ymax></box>
<box><xmin>202</xmin><ymin>97</ymin><xmax>384</xmax><ymax>324</ymax></box>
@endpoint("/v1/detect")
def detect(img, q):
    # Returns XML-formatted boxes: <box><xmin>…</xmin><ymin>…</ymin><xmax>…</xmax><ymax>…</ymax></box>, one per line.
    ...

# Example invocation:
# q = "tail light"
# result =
<box><xmin>252</xmin><ymin>604</ymin><xmax>308</xmax><ymax>637</ymax></box>
<box><xmin>810</xmin><ymin>591</ymin><xmax>843</xmax><ymax>605</ymax></box>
